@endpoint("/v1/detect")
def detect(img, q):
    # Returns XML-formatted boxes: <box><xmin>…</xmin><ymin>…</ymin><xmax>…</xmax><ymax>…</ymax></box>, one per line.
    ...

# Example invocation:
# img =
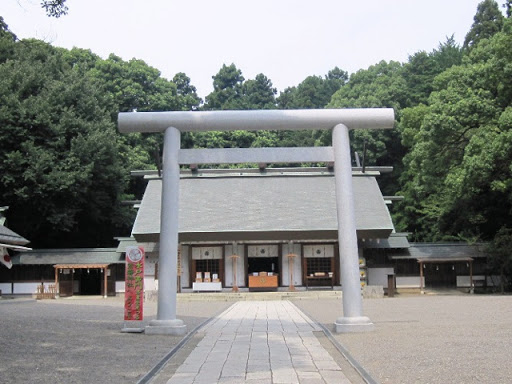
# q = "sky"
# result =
<box><xmin>2</xmin><ymin>0</ymin><xmax>488</xmax><ymax>100</ymax></box>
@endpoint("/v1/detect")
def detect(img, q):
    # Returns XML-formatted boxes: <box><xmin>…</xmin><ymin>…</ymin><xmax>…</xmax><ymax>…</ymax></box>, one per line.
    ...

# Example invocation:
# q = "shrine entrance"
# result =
<box><xmin>247</xmin><ymin>245</ymin><xmax>280</xmax><ymax>291</ymax></box>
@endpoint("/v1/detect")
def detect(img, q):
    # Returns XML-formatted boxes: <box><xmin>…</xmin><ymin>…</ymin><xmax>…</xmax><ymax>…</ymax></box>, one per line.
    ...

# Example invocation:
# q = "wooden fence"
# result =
<box><xmin>36</xmin><ymin>284</ymin><xmax>57</xmax><ymax>300</ymax></box>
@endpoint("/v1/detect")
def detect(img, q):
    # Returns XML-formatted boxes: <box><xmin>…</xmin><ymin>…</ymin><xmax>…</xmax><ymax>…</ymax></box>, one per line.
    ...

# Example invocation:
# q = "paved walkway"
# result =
<box><xmin>166</xmin><ymin>301</ymin><xmax>351</xmax><ymax>384</ymax></box>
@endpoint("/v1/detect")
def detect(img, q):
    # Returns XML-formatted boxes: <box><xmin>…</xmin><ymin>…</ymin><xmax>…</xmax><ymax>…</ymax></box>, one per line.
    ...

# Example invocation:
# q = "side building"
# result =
<box><xmin>3</xmin><ymin>248</ymin><xmax>125</xmax><ymax>297</ymax></box>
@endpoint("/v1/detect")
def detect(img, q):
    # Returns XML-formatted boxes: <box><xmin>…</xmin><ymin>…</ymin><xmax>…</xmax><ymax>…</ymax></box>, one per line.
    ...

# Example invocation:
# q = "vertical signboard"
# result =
<box><xmin>125</xmin><ymin>246</ymin><xmax>144</xmax><ymax>321</ymax></box>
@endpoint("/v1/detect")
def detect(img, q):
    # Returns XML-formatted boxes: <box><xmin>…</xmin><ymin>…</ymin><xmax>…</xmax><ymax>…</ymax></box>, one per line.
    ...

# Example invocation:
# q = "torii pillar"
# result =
<box><xmin>118</xmin><ymin>109</ymin><xmax>394</xmax><ymax>334</ymax></box>
<box><xmin>145</xmin><ymin>127</ymin><xmax>186</xmax><ymax>335</ymax></box>
<box><xmin>333</xmin><ymin>124</ymin><xmax>373</xmax><ymax>332</ymax></box>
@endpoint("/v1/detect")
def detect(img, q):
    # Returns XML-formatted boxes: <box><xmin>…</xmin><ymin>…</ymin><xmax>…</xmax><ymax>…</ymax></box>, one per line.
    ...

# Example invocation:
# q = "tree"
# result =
<box><xmin>402</xmin><ymin>37</ymin><xmax>463</xmax><ymax>106</ymax></box>
<box><xmin>398</xmin><ymin>17</ymin><xmax>512</xmax><ymax>241</ymax></box>
<box><xmin>0</xmin><ymin>24</ymin><xmax>202</xmax><ymax>247</ymax></box>
<box><xmin>433</xmin><ymin>35</ymin><xmax>464</xmax><ymax>71</ymax></box>
<box><xmin>276</xmin><ymin>86</ymin><xmax>297</xmax><ymax>109</ymax></box>
<box><xmin>402</xmin><ymin>51</ymin><xmax>439</xmax><ymax>106</ymax></box>
<box><xmin>0</xmin><ymin>17</ymin><xmax>17</xmax><ymax>63</ymax></box>
<box><xmin>328</xmin><ymin>61</ymin><xmax>408</xmax><ymax>196</ymax></box>
<box><xmin>193</xmin><ymin>66</ymin><xmax>279</xmax><ymax>152</ymax></box>
<box><xmin>203</xmin><ymin>63</ymin><xmax>245</xmax><ymax>110</ymax></box>
<box><xmin>90</xmin><ymin>54</ymin><xmax>183</xmax><ymax>113</ymax></box>
<box><xmin>487</xmin><ymin>226</ymin><xmax>512</xmax><ymax>293</ymax></box>
<box><xmin>504</xmin><ymin>0</ymin><xmax>512</xmax><ymax>17</ymax></box>
<box><xmin>273</xmin><ymin>68</ymin><xmax>348</xmax><ymax>151</ymax></box>
<box><xmin>173</xmin><ymin>72</ymin><xmax>202</xmax><ymax>110</ymax></box>
<box><xmin>0</xmin><ymin>39</ymin><xmax>131</xmax><ymax>247</ymax></box>
<box><xmin>325</xmin><ymin>67</ymin><xmax>349</xmax><ymax>90</ymax></box>
<box><xmin>277</xmin><ymin>67</ymin><xmax>348</xmax><ymax>109</ymax></box>
<box><xmin>463</xmin><ymin>0</ymin><xmax>504</xmax><ymax>49</ymax></box>
<box><xmin>41</xmin><ymin>0</ymin><xmax>68</xmax><ymax>18</ymax></box>
<box><xmin>242</xmin><ymin>73</ymin><xmax>277</xmax><ymax>109</ymax></box>
<box><xmin>329</xmin><ymin>61</ymin><xmax>407</xmax><ymax>110</ymax></box>
<box><xmin>90</xmin><ymin>54</ymin><xmax>200</xmax><ymax>172</ymax></box>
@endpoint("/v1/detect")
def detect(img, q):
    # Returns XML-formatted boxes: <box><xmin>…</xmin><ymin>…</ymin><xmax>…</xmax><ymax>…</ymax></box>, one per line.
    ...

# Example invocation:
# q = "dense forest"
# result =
<box><xmin>0</xmin><ymin>1</ymin><xmax>511</xmax><ymax>283</ymax></box>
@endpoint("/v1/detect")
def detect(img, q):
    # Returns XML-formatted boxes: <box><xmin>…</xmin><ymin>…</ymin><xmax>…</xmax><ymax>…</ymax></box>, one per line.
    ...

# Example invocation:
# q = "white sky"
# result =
<box><xmin>3</xmin><ymin>0</ymin><xmax>486</xmax><ymax>99</ymax></box>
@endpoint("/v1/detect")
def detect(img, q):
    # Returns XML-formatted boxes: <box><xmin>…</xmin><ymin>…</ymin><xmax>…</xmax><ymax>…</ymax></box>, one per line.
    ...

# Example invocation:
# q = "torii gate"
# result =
<box><xmin>118</xmin><ymin>108</ymin><xmax>394</xmax><ymax>334</ymax></box>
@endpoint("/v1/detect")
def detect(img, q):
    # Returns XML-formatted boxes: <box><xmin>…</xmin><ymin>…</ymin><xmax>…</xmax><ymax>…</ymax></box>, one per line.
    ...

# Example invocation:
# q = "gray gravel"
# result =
<box><xmin>2</xmin><ymin>294</ymin><xmax>511</xmax><ymax>384</ymax></box>
<box><xmin>294</xmin><ymin>294</ymin><xmax>512</xmax><ymax>384</ymax></box>
<box><xmin>0</xmin><ymin>297</ymin><xmax>230</xmax><ymax>384</ymax></box>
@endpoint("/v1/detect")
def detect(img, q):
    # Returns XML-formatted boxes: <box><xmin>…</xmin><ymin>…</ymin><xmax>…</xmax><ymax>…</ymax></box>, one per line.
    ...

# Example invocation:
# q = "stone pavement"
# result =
<box><xmin>166</xmin><ymin>301</ymin><xmax>351</xmax><ymax>384</ymax></box>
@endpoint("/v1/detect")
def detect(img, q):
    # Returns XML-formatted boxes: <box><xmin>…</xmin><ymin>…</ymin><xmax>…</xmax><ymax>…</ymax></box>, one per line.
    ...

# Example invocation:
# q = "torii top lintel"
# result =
<box><xmin>118</xmin><ymin>108</ymin><xmax>395</xmax><ymax>133</ymax></box>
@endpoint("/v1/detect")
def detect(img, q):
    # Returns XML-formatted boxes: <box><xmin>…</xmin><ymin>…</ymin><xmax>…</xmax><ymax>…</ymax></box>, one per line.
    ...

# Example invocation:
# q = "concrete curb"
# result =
<box><xmin>294</xmin><ymin>302</ymin><xmax>379</xmax><ymax>384</ymax></box>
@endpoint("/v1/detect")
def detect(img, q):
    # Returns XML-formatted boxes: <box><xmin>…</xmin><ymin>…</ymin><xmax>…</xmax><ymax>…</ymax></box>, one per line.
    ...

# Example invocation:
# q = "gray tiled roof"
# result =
<box><xmin>361</xmin><ymin>233</ymin><xmax>410</xmax><ymax>249</ymax></box>
<box><xmin>391</xmin><ymin>243</ymin><xmax>487</xmax><ymax>261</ymax></box>
<box><xmin>12</xmin><ymin>248</ymin><xmax>123</xmax><ymax>265</ymax></box>
<box><xmin>115</xmin><ymin>237</ymin><xmax>159</xmax><ymax>253</ymax></box>
<box><xmin>132</xmin><ymin>173</ymin><xmax>394</xmax><ymax>242</ymax></box>
<box><xmin>0</xmin><ymin>225</ymin><xmax>29</xmax><ymax>246</ymax></box>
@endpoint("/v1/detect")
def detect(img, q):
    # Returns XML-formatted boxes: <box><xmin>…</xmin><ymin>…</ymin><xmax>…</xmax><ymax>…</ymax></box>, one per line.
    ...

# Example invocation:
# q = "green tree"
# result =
<box><xmin>329</xmin><ymin>61</ymin><xmax>407</xmax><ymax>110</ymax></box>
<box><xmin>487</xmin><ymin>226</ymin><xmax>512</xmax><ymax>293</ymax></box>
<box><xmin>0</xmin><ymin>39</ymin><xmax>131</xmax><ymax>247</ymax></box>
<box><xmin>193</xmin><ymin>66</ymin><xmax>279</xmax><ymax>152</ymax></box>
<box><xmin>277</xmin><ymin>67</ymin><xmax>348</xmax><ymax>109</ymax></box>
<box><xmin>398</xmin><ymin>17</ymin><xmax>512</xmax><ymax>241</ymax></box>
<box><xmin>91</xmin><ymin>54</ymin><xmax>183</xmax><ymax>113</ymax></box>
<box><xmin>90</xmin><ymin>54</ymin><xmax>200</xmax><ymax>172</ymax></box>
<box><xmin>203</xmin><ymin>63</ymin><xmax>245</xmax><ymax>110</ymax></box>
<box><xmin>328</xmin><ymin>61</ymin><xmax>408</xmax><ymax>196</ymax></box>
<box><xmin>504</xmin><ymin>0</ymin><xmax>512</xmax><ymax>17</ymax></box>
<box><xmin>61</xmin><ymin>47</ymin><xmax>101</xmax><ymax>74</ymax></box>
<box><xmin>0</xmin><ymin>17</ymin><xmax>17</xmax><ymax>63</ymax></box>
<box><xmin>173</xmin><ymin>72</ymin><xmax>202</xmax><ymax>110</ymax></box>
<box><xmin>433</xmin><ymin>35</ymin><xmax>464</xmax><ymax>71</ymax></box>
<box><xmin>274</xmin><ymin>67</ymin><xmax>348</xmax><ymax>150</ymax></box>
<box><xmin>402</xmin><ymin>37</ymin><xmax>463</xmax><ymax>106</ymax></box>
<box><xmin>463</xmin><ymin>0</ymin><xmax>504</xmax><ymax>49</ymax></box>
<box><xmin>242</xmin><ymin>73</ymin><xmax>277</xmax><ymax>109</ymax></box>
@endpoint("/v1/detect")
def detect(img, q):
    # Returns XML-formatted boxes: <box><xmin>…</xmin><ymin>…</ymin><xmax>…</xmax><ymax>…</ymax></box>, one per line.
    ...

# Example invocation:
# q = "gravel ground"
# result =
<box><xmin>0</xmin><ymin>297</ymin><xmax>231</xmax><ymax>384</ymax></box>
<box><xmin>294</xmin><ymin>294</ymin><xmax>512</xmax><ymax>384</ymax></box>
<box><xmin>2</xmin><ymin>294</ymin><xmax>511</xmax><ymax>384</ymax></box>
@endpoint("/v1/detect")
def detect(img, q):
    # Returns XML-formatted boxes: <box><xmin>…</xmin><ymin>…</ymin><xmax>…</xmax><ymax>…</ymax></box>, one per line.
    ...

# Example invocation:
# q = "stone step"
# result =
<box><xmin>176</xmin><ymin>290</ymin><xmax>342</xmax><ymax>302</ymax></box>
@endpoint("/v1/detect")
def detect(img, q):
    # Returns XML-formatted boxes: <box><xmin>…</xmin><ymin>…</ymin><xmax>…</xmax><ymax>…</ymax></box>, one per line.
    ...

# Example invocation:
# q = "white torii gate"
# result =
<box><xmin>118</xmin><ymin>108</ymin><xmax>394</xmax><ymax>334</ymax></box>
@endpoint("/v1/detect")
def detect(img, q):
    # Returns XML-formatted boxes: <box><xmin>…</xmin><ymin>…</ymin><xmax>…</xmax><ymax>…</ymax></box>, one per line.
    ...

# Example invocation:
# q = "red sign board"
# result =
<box><xmin>125</xmin><ymin>246</ymin><xmax>144</xmax><ymax>321</ymax></box>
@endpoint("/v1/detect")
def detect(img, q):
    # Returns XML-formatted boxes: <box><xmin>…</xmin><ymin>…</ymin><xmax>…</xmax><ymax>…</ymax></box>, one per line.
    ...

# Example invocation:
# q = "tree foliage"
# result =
<box><xmin>327</xmin><ymin>61</ymin><xmax>409</xmax><ymax>195</ymax></box>
<box><xmin>41</xmin><ymin>0</ymin><xmax>68</xmax><ymax>18</ymax></box>
<box><xmin>0</xmin><ymin>25</ymin><xmax>200</xmax><ymax>247</ymax></box>
<box><xmin>403</xmin><ymin>36</ymin><xmax>464</xmax><ymax>106</ymax></box>
<box><xmin>463</xmin><ymin>0</ymin><xmax>504</xmax><ymax>49</ymax></box>
<box><xmin>398</xmin><ymin>16</ymin><xmax>512</xmax><ymax>243</ymax></box>
<box><xmin>203</xmin><ymin>64</ymin><xmax>245</xmax><ymax>110</ymax></box>
<box><xmin>0</xmin><ymin>39</ymin><xmax>127</xmax><ymax>246</ymax></box>
<box><xmin>487</xmin><ymin>226</ymin><xmax>512</xmax><ymax>292</ymax></box>
<box><xmin>277</xmin><ymin>67</ymin><xmax>347</xmax><ymax>109</ymax></box>
<box><xmin>0</xmin><ymin>17</ymin><xmax>17</xmax><ymax>63</ymax></box>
